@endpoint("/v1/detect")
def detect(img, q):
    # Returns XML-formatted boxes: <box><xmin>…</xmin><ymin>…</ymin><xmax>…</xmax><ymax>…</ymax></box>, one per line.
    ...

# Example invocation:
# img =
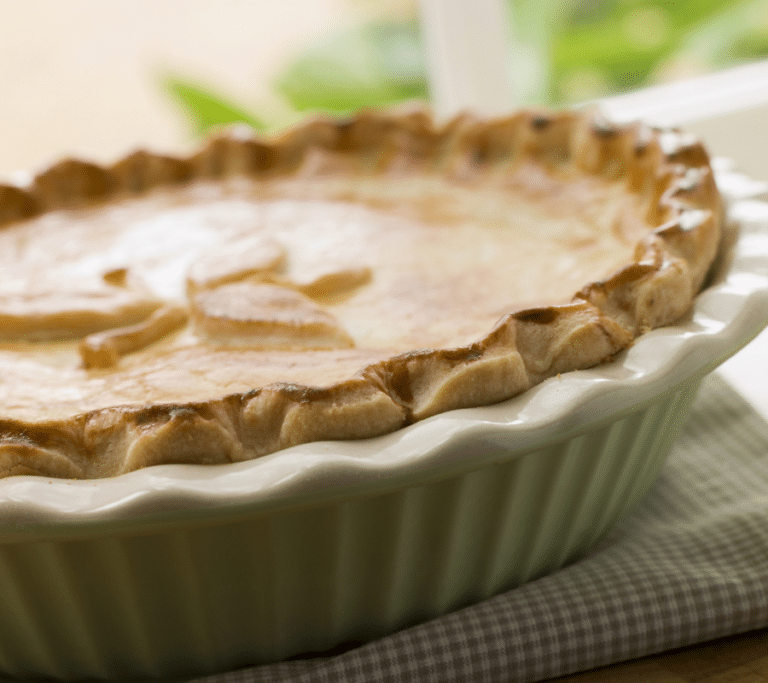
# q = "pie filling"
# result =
<box><xmin>0</xmin><ymin>109</ymin><xmax>722</xmax><ymax>478</ymax></box>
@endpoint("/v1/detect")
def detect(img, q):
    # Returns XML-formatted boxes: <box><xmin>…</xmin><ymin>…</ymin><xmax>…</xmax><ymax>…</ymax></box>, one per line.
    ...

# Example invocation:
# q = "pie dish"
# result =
<box><xmin>0</xmin><ymin>110</ymin><xmax>766</xmax><ymax>681</ymax></box>
<box><xmin>0</xmin><ymin>107</ymin><xmax>722</xmax><ymax>479</ymax></box>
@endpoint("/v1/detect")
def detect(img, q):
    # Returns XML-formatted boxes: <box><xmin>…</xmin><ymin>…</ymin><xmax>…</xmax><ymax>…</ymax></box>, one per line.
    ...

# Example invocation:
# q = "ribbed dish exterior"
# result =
<box><xmin>0</xmin><ymin>379</ymin><xmax>700</xmax><ymax>680</ymax></box>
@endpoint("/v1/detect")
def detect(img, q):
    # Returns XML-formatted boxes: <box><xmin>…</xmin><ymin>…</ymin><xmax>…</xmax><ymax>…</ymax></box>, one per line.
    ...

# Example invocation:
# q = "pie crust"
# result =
<box><xmin>0</xmin><ymin>108</ymin><xmax>721</xmax><ymax>479</ymax></box>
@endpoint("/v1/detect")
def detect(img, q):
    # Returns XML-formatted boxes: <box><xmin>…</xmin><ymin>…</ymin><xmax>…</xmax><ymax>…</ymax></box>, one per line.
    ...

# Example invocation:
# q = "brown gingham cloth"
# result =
<box><xmin>192</xmin><ymin>372</ymin><xmax>768</xmax><ymax>683</ymax></box>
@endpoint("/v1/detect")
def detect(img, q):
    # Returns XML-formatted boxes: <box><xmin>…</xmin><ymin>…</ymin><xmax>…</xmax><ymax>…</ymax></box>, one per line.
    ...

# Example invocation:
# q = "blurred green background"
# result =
<box><xmin>165</xmin><ymin>0</ymin><xmax>768</xmax><ymax>134</ymax></box>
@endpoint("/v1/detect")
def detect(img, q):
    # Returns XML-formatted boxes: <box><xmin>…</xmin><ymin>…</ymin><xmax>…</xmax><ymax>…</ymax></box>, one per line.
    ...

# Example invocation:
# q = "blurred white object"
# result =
<box><xmin>418</xmin><ymin>0</ymin><xmax>513</xmax><ymax>119</ymax></box>
<box><xmin>601</xmin><ymin>59</ymin><xmax>768</xmax><ymax>127</ymax></box>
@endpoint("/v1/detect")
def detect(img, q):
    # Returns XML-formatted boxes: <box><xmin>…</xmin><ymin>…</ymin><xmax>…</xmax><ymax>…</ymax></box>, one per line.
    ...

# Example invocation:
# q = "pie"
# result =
<box><xmin>0</xmin><ymin>108</ymin><xmax>722</xmax><ymax>479</ymax></box>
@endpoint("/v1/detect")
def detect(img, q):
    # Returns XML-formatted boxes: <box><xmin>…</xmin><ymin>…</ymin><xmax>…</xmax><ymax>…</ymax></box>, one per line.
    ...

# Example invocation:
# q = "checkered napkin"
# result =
<box><xmin>192</xmin><ymin>372</ymin><xmax>768</xmax><ymax>683</ymax></box>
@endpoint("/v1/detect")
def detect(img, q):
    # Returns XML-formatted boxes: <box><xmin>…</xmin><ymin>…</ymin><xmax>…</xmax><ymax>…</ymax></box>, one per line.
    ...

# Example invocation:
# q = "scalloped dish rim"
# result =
<box><xmin>0</xmin><ymin>164</ymin><xmax>765</xmax><ymax>532</ymax></box>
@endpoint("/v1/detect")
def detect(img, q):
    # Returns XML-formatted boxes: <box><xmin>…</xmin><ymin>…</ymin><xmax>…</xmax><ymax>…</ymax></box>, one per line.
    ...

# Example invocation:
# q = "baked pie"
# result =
<box><xmin>0</xmin><ymin>108</ymin><xmax>721</xmax><ymax>479</ymax></box>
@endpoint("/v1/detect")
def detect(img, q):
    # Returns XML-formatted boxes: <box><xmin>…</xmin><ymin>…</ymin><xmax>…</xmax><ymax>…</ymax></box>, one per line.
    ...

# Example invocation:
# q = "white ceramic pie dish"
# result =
<box><xmin>0</xmin><ymin>161</ymin><xmax>765</xmax><ymax>680</ymax></box>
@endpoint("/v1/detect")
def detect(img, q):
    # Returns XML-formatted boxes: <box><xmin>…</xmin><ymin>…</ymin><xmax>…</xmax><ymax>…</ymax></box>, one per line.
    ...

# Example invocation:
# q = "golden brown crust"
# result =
<box><xmin>0</xmin><ymin>107</ymin><xmax>722</xmax><ymax>479</ymax></box>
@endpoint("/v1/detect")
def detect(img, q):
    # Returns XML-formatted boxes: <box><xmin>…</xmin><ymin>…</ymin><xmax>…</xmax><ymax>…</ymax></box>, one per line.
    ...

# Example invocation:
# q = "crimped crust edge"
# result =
<box><xmin>0</xmin><ymin>107</ymin><xmax>722</xmax><ymax>479</ymax></box>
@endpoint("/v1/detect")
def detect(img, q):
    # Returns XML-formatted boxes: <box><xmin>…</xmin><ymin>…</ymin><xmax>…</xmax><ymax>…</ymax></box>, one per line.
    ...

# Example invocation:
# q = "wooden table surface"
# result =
<box><xmin>551</xmin><ymin>628</ymin><xmax>768</xmax><ymax>682</ymax></box>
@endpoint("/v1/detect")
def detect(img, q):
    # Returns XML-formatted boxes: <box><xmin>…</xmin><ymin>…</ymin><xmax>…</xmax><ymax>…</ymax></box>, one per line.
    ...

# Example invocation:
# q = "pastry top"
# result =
<box><xmin>0</xmin><ymin>108</ymin><xmax>721</xmax><ymax>479</ymax></box>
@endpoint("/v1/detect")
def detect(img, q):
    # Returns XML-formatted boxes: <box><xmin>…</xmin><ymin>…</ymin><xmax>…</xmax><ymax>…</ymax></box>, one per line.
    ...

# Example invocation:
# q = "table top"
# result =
<box><xmin>552</xmin><ymin>627</ymin><xmax>768</xmax><ymax>682</ymax></box>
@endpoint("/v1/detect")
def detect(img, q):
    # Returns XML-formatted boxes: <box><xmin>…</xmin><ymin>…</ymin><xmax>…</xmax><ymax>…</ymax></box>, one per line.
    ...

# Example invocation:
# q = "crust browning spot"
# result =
<box><xmin>279</xmin><ymin>378</ymin><xmax>407</xmax><ymax>447</ymax></box>
<box><xmin>111</xmin><ymin>150</ymin><xmax>193</xmax><ymax>194</ymax></box>
<box><xmin>513</xmin><ymin>302</ymin><xmax>633</xmax><ymax>379</ymax></box>
<box><xmin>193</xmin><ymin>130</ymin><xmax>276</xmax><ymax>178</ymax></box>
<box><xmin>0</xmin><ymin>443</ymin><xmax>83</xmax><ymax>479</ymax></box>
<box><xmin>119</xmin><ymin>405</ymin><xmax>242</xmax><ymax>474</ymax></box>
<box><xmin>365</xmin><ymin>343</ymin><xmax>530</xmax><ymax>421</ymax></box>
<box><xmin>33</xmin><ymin>159</ymin><xmax>115</xmax><ymax>209</ymax></box>
<box><xmin>240</xmin><ymin>377</ymin><xmax>406</xmax><ymax>456</ymax></box>
<box><xmin>513</xmin><ymin>307</ymin><xmax>561</xmax><ymax>325</ymax></box>
<box><xmin>0</xmin><ymin>185</ymin><xmax>38</xmax><ymax>225</ymax></box>
<box><xmin>0</xmin><ymin>425</ymin><xmax>85</xmax><ymax>478</ymax></box>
